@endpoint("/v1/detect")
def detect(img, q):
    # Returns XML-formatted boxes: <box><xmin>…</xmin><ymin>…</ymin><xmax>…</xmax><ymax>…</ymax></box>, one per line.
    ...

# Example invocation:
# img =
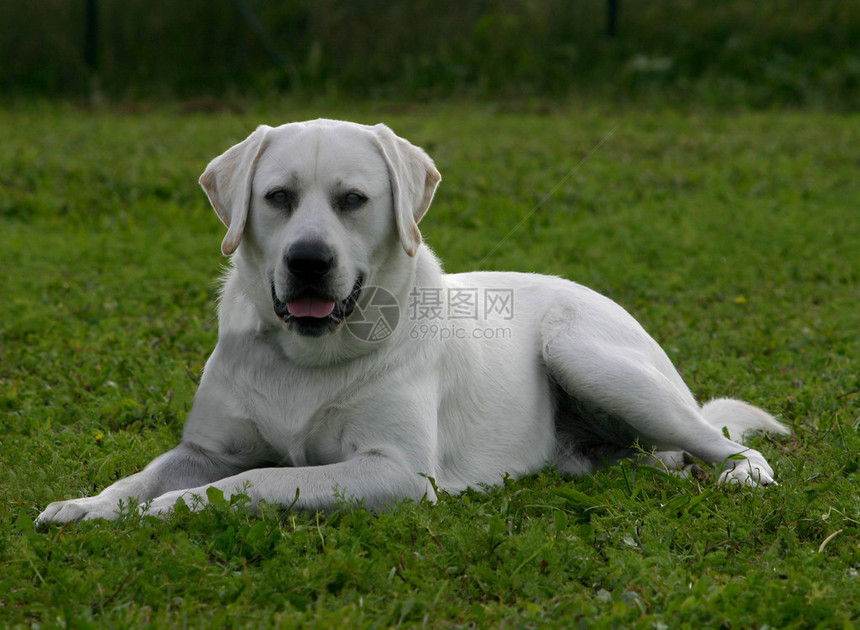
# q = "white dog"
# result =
<box><xmin>37</xmin><ymin>119</ymin><xmax>788</xmax><ymax>524</ymax></box>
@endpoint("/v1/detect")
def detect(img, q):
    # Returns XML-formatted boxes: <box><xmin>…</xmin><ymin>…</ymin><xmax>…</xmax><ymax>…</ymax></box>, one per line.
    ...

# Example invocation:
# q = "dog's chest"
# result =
<box><xmin>231</xmin><ymin>351</ymin><xmax>363</xmax><ymax>467</ymax></box>
<box><xmin>244</xmin><ymin>382</ymin><xmax>340</xmax><ymax>466</ymax></box>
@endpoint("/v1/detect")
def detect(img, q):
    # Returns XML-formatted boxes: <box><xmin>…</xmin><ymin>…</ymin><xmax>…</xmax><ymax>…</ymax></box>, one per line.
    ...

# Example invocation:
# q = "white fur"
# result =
<box><xmin>37</xmin><ymin>120</ymin><xmax>789</xmax><ymax>524</ymax></box>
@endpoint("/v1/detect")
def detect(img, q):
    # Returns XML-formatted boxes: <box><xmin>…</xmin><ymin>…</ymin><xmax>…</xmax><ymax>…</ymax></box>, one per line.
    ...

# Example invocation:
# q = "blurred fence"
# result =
<box><xmin>1</xmin><ymin>0</ymin><xmax>858</xmax><ymax>107</ymax></box>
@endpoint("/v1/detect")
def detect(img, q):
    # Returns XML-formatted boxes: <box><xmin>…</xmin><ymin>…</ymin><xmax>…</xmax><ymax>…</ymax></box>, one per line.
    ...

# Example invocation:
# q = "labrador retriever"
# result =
<box><xmin>37</xmin><ymin>119</ymin><xmax>789</xmax><ymax>524</ymax></box>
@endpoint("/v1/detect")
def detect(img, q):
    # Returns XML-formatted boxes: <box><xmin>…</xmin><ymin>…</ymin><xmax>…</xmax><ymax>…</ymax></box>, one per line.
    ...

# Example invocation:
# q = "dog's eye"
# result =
<box><xmin>339</xmin><ymin>192</ymin><xmax>367</xmax><ymax>211</ymax></box>
<box><xmin>265</xmin><ymin>189</ymin><xmax>296</xmax><ymax>209</ymax></box>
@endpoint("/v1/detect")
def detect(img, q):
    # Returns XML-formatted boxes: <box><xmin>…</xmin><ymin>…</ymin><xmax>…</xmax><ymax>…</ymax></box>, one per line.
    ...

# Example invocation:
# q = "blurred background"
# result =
<box><xmin>2</xmin><ymin>0</ymin><xmax>858</xmax><ymax>109</ymax></box>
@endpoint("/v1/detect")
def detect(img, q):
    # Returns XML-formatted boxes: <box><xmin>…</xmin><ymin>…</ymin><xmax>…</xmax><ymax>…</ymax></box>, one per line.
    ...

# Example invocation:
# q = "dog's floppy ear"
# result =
<box><xmin>199</xmin><ymin>125</ymin><xmax>271</xmax><ymax>256</ymax></box>
<box><xmin>372</xmin><ymin>124</ymin><xmax>441</xmax><ymax>257</ymax></box>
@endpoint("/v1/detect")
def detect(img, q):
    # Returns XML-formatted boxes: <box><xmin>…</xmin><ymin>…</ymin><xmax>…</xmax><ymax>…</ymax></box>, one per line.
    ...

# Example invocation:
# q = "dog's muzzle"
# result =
<box><xmin>272</xmin><ymin>278</ymin><xmax>363</xmax><ymax>337</ymax></box>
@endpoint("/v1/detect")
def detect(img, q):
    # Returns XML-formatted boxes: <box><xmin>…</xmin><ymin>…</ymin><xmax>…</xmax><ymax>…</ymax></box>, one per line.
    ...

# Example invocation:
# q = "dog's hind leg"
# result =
<box><xmin>541</xmin><ymin>301</ymin><xmax>782</xmax><ymax>485</ymax></box>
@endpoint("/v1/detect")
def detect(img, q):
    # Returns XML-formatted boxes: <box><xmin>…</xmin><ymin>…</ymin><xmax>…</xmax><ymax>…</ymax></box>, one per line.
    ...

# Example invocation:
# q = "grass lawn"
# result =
<box><xmin>1</xmin><ymin>101</ymin><xmax>858</xmax><ymax>628</ymax></box>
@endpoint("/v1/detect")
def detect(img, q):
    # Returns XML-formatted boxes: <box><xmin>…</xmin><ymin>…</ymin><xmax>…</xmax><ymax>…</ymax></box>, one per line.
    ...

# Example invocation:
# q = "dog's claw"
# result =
<box><xmin>717</xmin><ymin>451</ymin><xmax>776</xmax><ymax>487</ymax></box>
<box><xmin>35</xmin><ymin>496</ymin><xmax>121</xmax><ymax>525</ymax></box>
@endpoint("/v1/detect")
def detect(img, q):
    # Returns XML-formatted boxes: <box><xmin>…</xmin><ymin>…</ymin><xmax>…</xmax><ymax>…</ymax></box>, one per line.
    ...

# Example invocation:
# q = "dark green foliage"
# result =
<box><xmin>1</xmin><ymin>1</ymin><xmax>859</xmax><ymax>108</ymax></box>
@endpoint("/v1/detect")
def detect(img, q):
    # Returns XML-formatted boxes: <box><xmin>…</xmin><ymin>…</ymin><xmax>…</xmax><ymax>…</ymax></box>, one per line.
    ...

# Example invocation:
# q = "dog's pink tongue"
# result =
<box><xmin>287</xmin><ymin>298</ymin><xmax>335</xmax><ymax>318</ymax></box>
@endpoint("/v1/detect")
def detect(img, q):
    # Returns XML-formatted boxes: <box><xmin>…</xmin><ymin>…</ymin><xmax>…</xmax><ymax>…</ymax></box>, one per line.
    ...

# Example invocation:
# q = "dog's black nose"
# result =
<box><xmin>286</xmin><ymin>241</ymin><xmax>335</xmax><ymax>279</ymax></box>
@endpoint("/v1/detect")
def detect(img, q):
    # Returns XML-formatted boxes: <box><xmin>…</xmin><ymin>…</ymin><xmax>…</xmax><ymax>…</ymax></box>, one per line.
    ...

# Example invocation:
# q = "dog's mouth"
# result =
<box><xmin>272</xmin><ymin>278</ymin><xmax>363</xmax><ymax>336</ymax></box>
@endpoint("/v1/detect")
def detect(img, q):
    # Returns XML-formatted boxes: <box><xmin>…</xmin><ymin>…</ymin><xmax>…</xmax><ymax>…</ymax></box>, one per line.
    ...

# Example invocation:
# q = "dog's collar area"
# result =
<box><xmin>271</xmin><ymin>278</ymin><xmax>363</xmax><ymax>335</ymax></box>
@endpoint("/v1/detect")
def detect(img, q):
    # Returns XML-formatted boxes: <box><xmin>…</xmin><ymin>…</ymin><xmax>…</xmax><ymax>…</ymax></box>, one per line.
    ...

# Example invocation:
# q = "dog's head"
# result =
<box><xmin>199</xmin><ymin>119</ymin><xmax>440</xmax><ymax>339</ymax></box>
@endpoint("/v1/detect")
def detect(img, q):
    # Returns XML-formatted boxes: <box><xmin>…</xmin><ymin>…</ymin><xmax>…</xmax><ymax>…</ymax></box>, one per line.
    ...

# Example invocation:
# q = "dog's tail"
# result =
<box><xmin>701</xmin><ymin>398</ymin><xmax>790</xmax><ymax>443</ymax></box>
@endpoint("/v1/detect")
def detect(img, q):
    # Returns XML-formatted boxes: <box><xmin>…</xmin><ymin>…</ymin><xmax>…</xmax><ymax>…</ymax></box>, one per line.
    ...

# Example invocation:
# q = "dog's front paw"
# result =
<box><xmin>142</xmin><ymin>489</ymin><xmax>203</xmax><ymax>518</ymax></box>
<box><xmin>36</xmin><ymin>496</ymin><xmax>122</xmax><ymax>526</ymax></box>
<box><xmin>717</xmin><ymin>449</ymin><xmax>776</xmax><ymax>486</ymax></box>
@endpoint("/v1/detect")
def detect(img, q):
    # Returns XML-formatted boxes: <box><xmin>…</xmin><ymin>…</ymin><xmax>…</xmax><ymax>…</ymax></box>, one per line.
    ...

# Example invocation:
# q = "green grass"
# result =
<box><xmin>1</xmin><ymin>101</ymin><xmax>859</xmax><ymax>628</ymax></box>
